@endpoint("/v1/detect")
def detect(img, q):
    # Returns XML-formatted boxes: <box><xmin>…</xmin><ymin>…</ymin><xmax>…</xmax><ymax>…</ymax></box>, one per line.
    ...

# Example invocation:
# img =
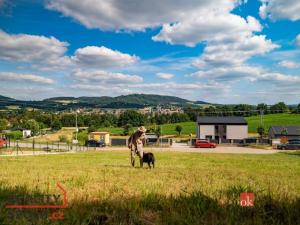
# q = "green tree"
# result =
<box><xmin>51</xmin><ymin>119</ymin><xmax>62</xmax><ymax>131</ymax></box>
<box><xmin>297</xmin><ymin>104</ymin><xmax>300</xmax><ymax>114</ymax></box>
<box><xmin>0</xmin><ymin>118</ymin><xmax>9</xmax><ymax>131</ymax></box>
<box><xmin>6</xmin><ymin>130</ymin><xmax>23</xmax><ymax>140</ymax></box>
<box><xmin>88</xmin><ymin>125</ymin><xmax>97</xmax><ymax>133</ymax></box>
<box><xmin>118</xmin><ymin>110</ymin><xmax>145</xmax><ymax>127</ymax></box>
<box><xmin>76</xmin><ymin>130</ymin><xmax>87</xmax><ymax>145</ymax></box>
<box><xmin>257</xmin><ymin>103</ymin><xmax>269</xmax><ymax>114</ymax></box>
<box><xmin>154</xmin><ymin>126</ymin><xmax>162</xmax><ymax>144</ymax></box>
<box><xmin>24</xmin><ymin>119</ymin><xmax>40</xmax><ymax>135</ymax></box>
<box><xmin>123</xmin><ymin>124</ymin><xmax>133</xmax><ymax>136</ymax></box>
<box><xmin>270</xmin><ymin>102</ymin><xmax>288</xmax><ymax>113</ymax></box>
<box><xmin>175</xmin><ymin>125</ymin><xmax>183</xmax><ymax>136</ymax></box>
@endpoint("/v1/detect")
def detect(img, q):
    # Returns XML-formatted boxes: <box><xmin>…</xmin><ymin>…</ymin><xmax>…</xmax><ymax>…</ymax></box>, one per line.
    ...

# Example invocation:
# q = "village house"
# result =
<box><xmin>196</xmin><ymin>116</ymin><xmax>248</xmax><ymax>144</ymax></box>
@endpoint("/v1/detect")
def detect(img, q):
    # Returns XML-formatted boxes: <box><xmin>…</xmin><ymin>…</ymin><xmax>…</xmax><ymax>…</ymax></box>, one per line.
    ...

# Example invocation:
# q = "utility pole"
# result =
<box><xmin>259</xmin><ymin>109</ymin><xmax>264</xmax><ymax>144</ymax></box>
<box><xmin>75</xmin><ymin>110</ymin><xmax>78</xmax><ymax>142</ymax></box>
<box><xmin>160</xmin><ymin>125</ymin><xmax>162</xmax><ymax>151</ymax></box>
<box><xmin>260</xmin><ymin>109</ymin><xmax>264</xmax><ymax>128</ymax></box>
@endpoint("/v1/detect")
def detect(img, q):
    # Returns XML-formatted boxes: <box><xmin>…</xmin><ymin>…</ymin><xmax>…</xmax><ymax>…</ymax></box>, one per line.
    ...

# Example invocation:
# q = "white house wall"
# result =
<box><xmin>199</xmin><ymin>125</ymin><xmax>214</xmax><ymax>139</ymax></box>
<box><xmin>227</xmin><ymin>125</ymin><xmax>248</xmax><ymax>140</ymax></box>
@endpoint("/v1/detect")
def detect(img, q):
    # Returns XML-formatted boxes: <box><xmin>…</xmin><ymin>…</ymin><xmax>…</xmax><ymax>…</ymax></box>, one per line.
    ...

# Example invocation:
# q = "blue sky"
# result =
<box><xmin>0</xmin><ymin>0</ymin><xmax>299</xmax><ymax>104</ymax></box>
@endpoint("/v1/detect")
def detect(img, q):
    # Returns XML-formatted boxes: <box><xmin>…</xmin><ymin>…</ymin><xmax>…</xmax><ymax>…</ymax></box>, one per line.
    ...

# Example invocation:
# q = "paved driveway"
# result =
<box><xmin>1</xmin><ymin>141</ymin><xmax>286</xmax><ymax>156</ymax></box>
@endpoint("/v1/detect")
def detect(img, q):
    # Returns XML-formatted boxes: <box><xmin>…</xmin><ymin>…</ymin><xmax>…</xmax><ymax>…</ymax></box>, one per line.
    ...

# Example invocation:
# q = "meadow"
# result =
<box><xmin>246</xmin><ymin>113</ymin><xmax>300</xmax><ymax>133</ymax></box>
<box><xmin>0</xmin><ymin>151</ymin><xmax>299</xmax><ymax>224</ymax></box>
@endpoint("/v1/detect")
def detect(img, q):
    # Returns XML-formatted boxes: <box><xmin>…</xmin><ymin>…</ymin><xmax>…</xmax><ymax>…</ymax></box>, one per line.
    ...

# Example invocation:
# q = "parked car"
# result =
<box><xmin>194</xmin><ymin>140</ymin><xmax>217</xmax><ymax>148</ymax></box>
<box><xmin>277</xmin><ymin>139</ymin><xmax>300</xmax><ymax>150</ymax></box>
<box><xmin>0</xmin><ymin>138</ymin><xmax>6</xmax><ymax>147</ymax></box>
<box><xmin>86</xmin><ymin>140</ymin><xmax>106</xmax><ymax>147</ymax></box>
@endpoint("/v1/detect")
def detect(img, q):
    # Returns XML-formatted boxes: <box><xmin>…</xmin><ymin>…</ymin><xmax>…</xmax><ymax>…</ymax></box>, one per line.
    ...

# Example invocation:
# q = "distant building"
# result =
<box><xmin>269</xmin><ymin>126</ymin><xmax>300</xmax><ymax>141</ymax></box>
<box><xmin>21</xmin><ymin>129</ymin><xmax>31</xmax><ymax>138</ymax></box>
<box><xmin>197</xmin><ymin>117</ymin><xmax>248</xmax><ymax>143</ymax></box>
<box><xmin>88</xmin><ymin>132</ymin><xmax>110</xmax><ymax>145</ymax></box>
<box><xmin>145</xmin><ymin>133</ymin><xmax>158</xmax><ymax>145</ymax></box>
<box><xmin>139</xmin><ymin>107</ymin><xmax>153</xmax><ymax>115</ymax></box>
<box><xmin>153</xmin><ymin>106</ymin><xmax>183</xmax><ymax>115</ymax></box>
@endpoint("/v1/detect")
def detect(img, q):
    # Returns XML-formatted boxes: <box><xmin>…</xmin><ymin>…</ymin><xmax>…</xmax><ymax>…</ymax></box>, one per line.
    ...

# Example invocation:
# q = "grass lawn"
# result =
<box><xmin>98</xmin><ymin>127</ymin><xmax>124</xmax><ymax>135</ymax></box>
<box><xmin>0</xmin><ymin>151</ymin><xmax>299</xmax><ymax>224</ymax></box>
<box><xmin>160</xmin><ymin>121</ymin><xmax>197</xmax><ymax>136</ymax></box>
<box><xmin>245</xmin><ymin>113</ymin><xmax>300</xmax><ymax>133</ymax></box>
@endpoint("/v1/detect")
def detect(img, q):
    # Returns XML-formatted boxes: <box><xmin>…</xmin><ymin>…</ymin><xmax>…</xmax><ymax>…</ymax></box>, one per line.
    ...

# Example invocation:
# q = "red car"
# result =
<box><xmin>194</xmin><ymin>140</ymin><xmax>216</xmax><ymax>148</ymax></box>
<box><xmin>0</xmin><ymin>138</ymin><xmax>7</xmax><ymax>148</ymax></box>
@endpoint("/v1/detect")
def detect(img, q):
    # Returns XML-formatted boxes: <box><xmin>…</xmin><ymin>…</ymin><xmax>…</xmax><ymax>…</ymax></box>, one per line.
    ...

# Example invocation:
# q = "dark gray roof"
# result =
<box><xmin>269</xmin><ymin>126</ymin><xmax>300</xmax><ymax>136</ymax></box>
<box><xmin>145</xmin><ymin>133</ymin><xmax>158</xmax><ymax>139</ymax></box>
<box><xmin>197</xmin><ymin>116</ymin><xmax>247</xmax><ymax>125</ymax></box>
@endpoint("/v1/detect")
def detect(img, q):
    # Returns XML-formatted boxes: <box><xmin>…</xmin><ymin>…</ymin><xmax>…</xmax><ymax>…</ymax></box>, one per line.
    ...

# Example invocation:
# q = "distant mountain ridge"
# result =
<box><xmin>0</xmin><ymin>95</ymin><xmax>15</xmax><ymax>101</ymax></box>
<box><xmin>0</xmin><ymin>94</ymin><xmax>209</xmax><ymax>110</ymax></box>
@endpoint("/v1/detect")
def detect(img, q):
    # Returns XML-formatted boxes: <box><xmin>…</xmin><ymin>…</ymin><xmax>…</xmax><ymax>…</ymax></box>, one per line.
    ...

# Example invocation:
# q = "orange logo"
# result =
<box><xmin>240</xmin><ymin>192</ymin><xmax>254</xmax><ymax>207</ymax></box>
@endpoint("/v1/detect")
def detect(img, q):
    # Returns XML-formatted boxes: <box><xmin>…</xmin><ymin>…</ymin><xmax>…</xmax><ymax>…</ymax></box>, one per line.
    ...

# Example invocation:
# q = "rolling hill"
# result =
<box><xmin>0</xmin><ymin>94</ymin><xmax>209</xmax><ymax>110</ymax></box>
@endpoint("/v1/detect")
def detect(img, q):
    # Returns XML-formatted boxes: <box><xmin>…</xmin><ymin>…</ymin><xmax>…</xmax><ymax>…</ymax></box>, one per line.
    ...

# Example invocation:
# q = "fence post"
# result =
<box><xmin>33</xmin><ymin>138</ymin><xmax>35</xmax><ymax>155</ymax></box>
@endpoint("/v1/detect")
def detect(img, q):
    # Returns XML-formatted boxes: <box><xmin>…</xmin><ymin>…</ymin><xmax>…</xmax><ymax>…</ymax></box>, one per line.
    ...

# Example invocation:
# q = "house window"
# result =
<box><xmin>205</xmin><ymin>135</ymin><xmax>212</xmax><ymax>140</ymax></box>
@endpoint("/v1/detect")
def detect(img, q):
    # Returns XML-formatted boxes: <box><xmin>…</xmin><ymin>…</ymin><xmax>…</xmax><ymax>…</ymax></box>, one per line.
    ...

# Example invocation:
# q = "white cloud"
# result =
<box><xmin>189</xmin><ymin>66</ymin><xmax>262</xmax><ymax>81</ymax></box>
<box><xmin>0</xmin><ymin>72</ymin><xmax>54</xmax><ymax>84</ymax></box>
<box><xmin>72</xmin><ymin>70</ymin><xmax>143</xmax><ymax>84</ymax></box>
<box><xmin>150</xmin><ymin>4</ymin><xmax>278</xmax><ymax>77</ymax></box>
<box><xmin>0</xmin><ymin>30</ymin><xmax>140</xmax><ymax>71</ymax></box>
<box><xmin>153</xmin><ymin>15</ymin><xmax>262</xmax><ymax>47</ymax></box>
<box><xmin>46</xmin><ymin>0</ymin><xmax>239</xmax><ymax>31</ymax></box>
<box><xmin>255</xmin><ymin>72</ymin><xmax>300</xmax><ymax>84</ymax></box>
<box><xmin>0</xmin><ymin>30</ymin><xmax>69</xmax><ymax>64</ymax></box>
<box><xmin>189</xmin><ymin>64</ymin><xmax>300</xmax><ymax>87</ymax></box>
<box><xmin>72</xmin><ymin>46</ymin><xmax>138</xmax><ymax>68</ymax></box>
<box><xmin>193</xmin><ymin>35</ymin><xmax>278</xmax><ymax>68</ymax></box>
<box><xmin>278</xmin><ymin>60</ymin><xmax>299</xmax><ymax>69</ymax></box>
<box><xmin>259</xmin><ymin>0</ymin><xmax>300</xmax><ymax>21</ymax></box>
<box><xmin>156</xmin><ymin>72</ymin><xmax>174</xmax><ymax>79</ymax></box>
<box><xmin>296</xmin><ymin>34</ymin><xmax>300</xmax><ymax>47</ymax></box>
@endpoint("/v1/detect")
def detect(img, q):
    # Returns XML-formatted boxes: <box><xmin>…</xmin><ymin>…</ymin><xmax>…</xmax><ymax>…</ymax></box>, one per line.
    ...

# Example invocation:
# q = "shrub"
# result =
<box><xmin>59</xmin><ymin>135</ymin><xmax>68</xmax><ymax>143</ymax></box>
<box><xmin>5</xmin><ymin>130</ymin><xmax>23</xmax><ymax>140</ymax></box>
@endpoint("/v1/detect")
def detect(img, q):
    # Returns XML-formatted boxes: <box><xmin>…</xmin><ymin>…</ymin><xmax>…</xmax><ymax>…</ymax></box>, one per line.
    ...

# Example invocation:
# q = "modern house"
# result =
<box><xmin>196</xmin><ymin>117</ymin><xmax>248</xmax><ymax>143</ymax></box>
<box><xmin>268</xmin><ymin>126</ymin><xmax>300</xmax><ymax>141</ymax></box>
<box><xmin>88</xmin><ymin>132</ymin><xmax>110</xmax><ymax>145</ymax></box>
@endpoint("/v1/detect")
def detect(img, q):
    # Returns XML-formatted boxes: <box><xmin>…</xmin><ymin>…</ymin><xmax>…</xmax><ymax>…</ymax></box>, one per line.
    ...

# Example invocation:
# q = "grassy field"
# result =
<box><xmin>0</xmin><ymin>151</ymin><xmax>299</xmax><ymax>224</ymax></box>
<box><xmin>246</xmin><ymin>113</ymin><xmax>300</xmax><ymax>133</ymax></box>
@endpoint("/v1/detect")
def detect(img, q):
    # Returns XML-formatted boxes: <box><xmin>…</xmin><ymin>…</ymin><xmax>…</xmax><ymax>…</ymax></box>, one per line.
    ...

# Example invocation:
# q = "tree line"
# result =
<box><xmin>0</xmin><ymin>102</ymin><xmax>299</xmax><ymax>134</ymax></box>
